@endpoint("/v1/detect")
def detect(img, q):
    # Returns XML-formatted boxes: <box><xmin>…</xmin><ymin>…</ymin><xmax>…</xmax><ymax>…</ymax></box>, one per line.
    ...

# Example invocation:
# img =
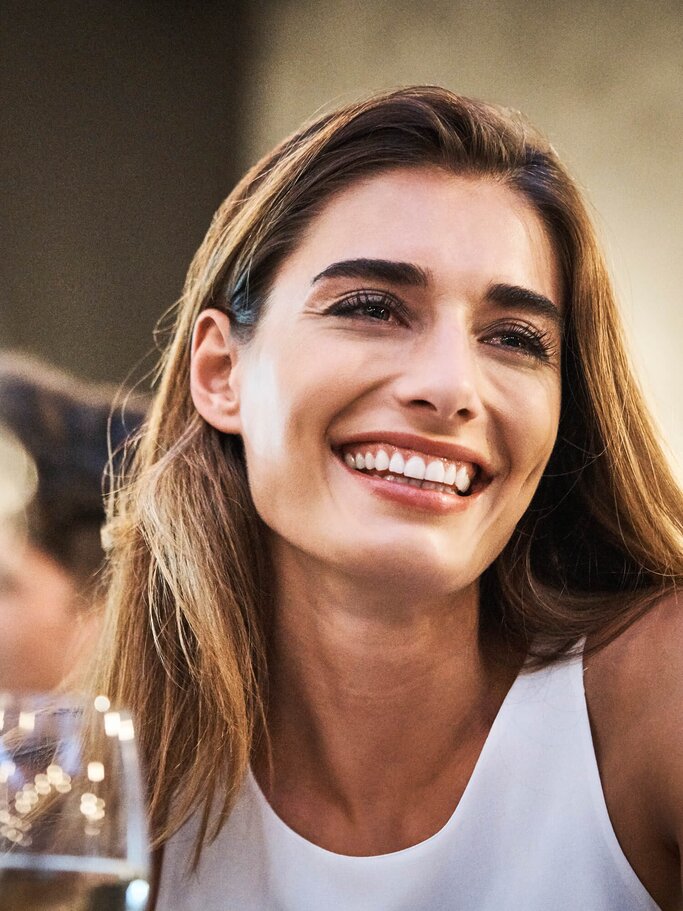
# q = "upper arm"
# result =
<box><xmin>585</xmin><ymin>588</ymin><xmax>683</xmax><ymax>905</ymax></box>
<box><xmin>640</xmin><ymin>592</ymin><xmax>683</xmax><ymax>878</ymax></box>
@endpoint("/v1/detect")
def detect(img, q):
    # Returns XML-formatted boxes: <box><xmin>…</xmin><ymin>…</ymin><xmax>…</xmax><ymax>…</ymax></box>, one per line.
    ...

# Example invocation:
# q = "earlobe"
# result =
<box><xmin>190</xmin><ymin>309</ymin><xmax>243</xmax><ymax>434</ymax></box>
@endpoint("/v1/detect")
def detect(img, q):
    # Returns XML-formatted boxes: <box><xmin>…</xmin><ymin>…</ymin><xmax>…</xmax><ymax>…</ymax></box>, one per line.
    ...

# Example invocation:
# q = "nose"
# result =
<box><xmin>393</xmin><ymin>318</ymin><xmax>483</xmax><ymax>423</ymax></box>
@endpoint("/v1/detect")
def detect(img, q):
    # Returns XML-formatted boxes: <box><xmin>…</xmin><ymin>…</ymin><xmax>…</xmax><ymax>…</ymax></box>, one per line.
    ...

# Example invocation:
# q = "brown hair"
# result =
<box><xmin>96</xmin><ymin>86</ymin><xmax>683</xmax><ymax>859</ymax></box>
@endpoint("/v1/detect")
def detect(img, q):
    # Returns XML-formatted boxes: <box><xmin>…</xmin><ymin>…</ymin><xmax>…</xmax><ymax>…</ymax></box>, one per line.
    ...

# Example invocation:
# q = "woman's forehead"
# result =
<box><xmin>273</xmin><ymin>166</ymin><xmax>562</xmax><ymax>311</ymax></box>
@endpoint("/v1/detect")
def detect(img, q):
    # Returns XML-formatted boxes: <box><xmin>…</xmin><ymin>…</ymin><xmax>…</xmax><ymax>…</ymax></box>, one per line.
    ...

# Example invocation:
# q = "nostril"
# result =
<box><xmin>411</xmin><ymin>399</ymin><xmax>438</xmax><ymax>410</ymax></box>
<box><xmin>409</xmin><ymin>398</ymin><xmax>476</xmax><ymax>421</ymax></box>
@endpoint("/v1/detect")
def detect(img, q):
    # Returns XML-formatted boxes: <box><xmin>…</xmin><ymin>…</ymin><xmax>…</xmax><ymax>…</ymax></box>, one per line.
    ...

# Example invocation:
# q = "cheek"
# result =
<box><xmin>513</xmin><ymin>381</ymin><xmax>561</xmax><ymax>479</ymax></box>
<box><xmin>490</xmin><ymin>369</ymin><xmax>561</xmax><ymax>480</ymax></box>
<box><xmin>238</xmin><ymin>349</ymin><xmax>334</xmax><ymax>525</ymax></box>
<box><xmin>239</xmin><ymin>356</ymin><xmax>287</xmax><ymax>464</ymax></box>
<box><xmin>239</xmin><ymin>329</ymin><xmax>364</xmax><ymax>475</ymax></box>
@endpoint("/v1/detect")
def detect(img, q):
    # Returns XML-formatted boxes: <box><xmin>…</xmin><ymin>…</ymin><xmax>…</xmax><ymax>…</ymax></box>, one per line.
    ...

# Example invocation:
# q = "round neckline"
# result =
<box><xmin>247</xmin><ymin>659</ymin><xmax>532</xmax><ymax>863</ymax></box>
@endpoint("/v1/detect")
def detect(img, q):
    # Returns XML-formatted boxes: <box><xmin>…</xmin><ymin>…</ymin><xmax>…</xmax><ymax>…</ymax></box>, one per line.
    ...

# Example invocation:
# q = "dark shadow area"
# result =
<box><xmin>1</xmin><ymin>1</ymin><xmax>252</xmax><ymax>385</ymax></box>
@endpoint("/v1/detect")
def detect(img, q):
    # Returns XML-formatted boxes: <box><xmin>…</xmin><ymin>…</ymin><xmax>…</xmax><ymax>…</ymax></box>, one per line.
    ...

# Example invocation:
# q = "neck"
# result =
<box><xmin>253</xmin><ymin>548</ymin><xmax>522</xmax><ymax>853</ymax></box>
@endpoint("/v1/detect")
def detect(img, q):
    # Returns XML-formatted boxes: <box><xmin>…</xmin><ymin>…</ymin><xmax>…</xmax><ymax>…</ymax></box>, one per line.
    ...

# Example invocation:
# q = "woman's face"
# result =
<box><xmin>205</xmin><ymin>167</ymin><xmax>563</xmax><ymax>595</ymax></box>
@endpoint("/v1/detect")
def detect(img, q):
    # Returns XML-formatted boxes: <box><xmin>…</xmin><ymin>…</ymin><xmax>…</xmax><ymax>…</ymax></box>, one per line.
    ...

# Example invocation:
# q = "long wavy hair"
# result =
<box><xmin>95</xmin><ymin>86</ymin><xmax>683</xmax><ymax>862</ymax></box>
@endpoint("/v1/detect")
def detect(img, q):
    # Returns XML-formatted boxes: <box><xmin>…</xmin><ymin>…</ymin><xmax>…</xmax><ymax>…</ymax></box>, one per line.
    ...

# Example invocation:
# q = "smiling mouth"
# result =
<box><xmin>336</xmin><ymin>443</ymin><xmax>484</xmax><ymax>498</ymax></box>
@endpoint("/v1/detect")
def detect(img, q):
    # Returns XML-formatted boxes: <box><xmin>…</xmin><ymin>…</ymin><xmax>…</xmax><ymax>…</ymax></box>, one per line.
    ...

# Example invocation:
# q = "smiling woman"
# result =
<box><xmin>95</xmin><ymin>87</ymin><xmax>683</xmax><ymax>910</ymax></box>
<box><xmin>191</xmin><ymin>171</ymin><xmax>563</xmax><ymax>600</ymax></box>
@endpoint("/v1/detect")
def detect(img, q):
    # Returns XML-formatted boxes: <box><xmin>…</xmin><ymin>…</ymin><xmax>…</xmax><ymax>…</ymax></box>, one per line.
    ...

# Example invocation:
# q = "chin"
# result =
<box><xmin>324</xmin><ymin>532</ymin><xmax>485</xmax><ymax>598</ymax></box>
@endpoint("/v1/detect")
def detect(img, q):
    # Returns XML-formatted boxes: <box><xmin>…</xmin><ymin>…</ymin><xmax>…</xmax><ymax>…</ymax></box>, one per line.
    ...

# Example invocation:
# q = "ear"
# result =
<box><xmin>190</xmin><ymin>308</ymin><xmax>244</xmax><ymax>434</ymax></box>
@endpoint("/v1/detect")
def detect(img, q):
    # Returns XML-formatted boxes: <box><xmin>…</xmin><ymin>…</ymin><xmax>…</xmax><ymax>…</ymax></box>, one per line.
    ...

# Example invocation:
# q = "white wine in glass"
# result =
<box><xmin>0</xmin><ymin>692</ymin><xmax>150</xmax><ymax>910</ymax></box>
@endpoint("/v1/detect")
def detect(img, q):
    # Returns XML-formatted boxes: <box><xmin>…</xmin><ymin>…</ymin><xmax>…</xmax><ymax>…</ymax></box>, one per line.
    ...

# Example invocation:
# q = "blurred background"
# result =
<box><xmin>2</xmin><ymin>0</ymin><xmax>681</xmax><ymax>471</ymax></box>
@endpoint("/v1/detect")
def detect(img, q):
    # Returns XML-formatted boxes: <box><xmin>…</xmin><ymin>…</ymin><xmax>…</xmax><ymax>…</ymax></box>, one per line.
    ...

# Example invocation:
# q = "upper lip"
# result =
<box><xmin>332</xmin><ymin>431</ymin><xmax>495</xmax><ymax>479</ymax></box>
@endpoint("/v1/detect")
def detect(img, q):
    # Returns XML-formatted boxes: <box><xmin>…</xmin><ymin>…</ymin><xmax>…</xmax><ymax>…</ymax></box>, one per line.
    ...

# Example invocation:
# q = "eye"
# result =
<box><xmin>483</xmin><ymin>321</ymin><xmax>556</xmax><ymax>362</ymax></box>
<box><xmin>325</xmin><ymin>290</ymin><xmax>409</xmax><ymax>325</ymax></box>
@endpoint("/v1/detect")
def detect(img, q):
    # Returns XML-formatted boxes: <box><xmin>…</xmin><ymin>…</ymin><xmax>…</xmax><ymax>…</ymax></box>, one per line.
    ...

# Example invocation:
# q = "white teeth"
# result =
<box><xmin>455</xmin><ymin>465</ymin><xmax>471</xmax><ymax>493</ymax></box>
<box><xmin>424</xmin><ymin>460</ymin><xmax>446</xmax><ymax>483</ymax></box>
<box><xmin>403</xmin><ymin>455</ymin><xmax>426</xmax><ymax>480</ymax></box>
<box><xmin>443</xmin><ymin>463</ymin><xmax>456</xmax><ymax>486</ymax></box>
<box><xmin>374</xmin><ymin>449</ymin><xmax>390</xmax><ymax>471</ymax></box>
<box><xmin>343</xmin><ymin>445</ymin><xmax>477</xmax><ymax>497</ymax></box>
<box><xmin>388</xmin><ymin>451</ymin><xmax>405</xmax><ymax>474</ymax></box>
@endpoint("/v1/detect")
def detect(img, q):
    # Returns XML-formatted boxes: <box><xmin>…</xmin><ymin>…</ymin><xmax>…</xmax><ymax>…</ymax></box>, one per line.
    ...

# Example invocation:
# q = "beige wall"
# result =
<box><xmin>242</xmin><ymin>0</ymin><xmax>682</xmax><ymax>473</ymax></box>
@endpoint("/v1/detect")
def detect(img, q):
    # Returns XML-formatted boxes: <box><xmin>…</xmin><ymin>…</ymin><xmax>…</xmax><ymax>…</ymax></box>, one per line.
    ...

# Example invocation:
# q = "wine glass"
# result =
<box><xmin>0</xmin><ymin>692</ymin><xmax>150</xmax><ymax>910</ymax></box>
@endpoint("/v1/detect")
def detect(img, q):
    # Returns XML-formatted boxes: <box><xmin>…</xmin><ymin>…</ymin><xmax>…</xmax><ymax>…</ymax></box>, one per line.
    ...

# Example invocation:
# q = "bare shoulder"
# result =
<box><xmin>584</xmin><ymin>588</ymin><xmax>683</xmax><ymax>908</ymax></box>
<box><xmin>586</xmin><ymin>592</ymin><xmax>683</xmax><ymax>699</ymax></box>
<box><xmin>585</xmin><ymin>588</ymin><xmax>683</xmax><ymax>810</ymax></box>
<box><xmin>585</xmin><ymin>587</ymin><xmax>683</xmax><ymax>726</ymax></box>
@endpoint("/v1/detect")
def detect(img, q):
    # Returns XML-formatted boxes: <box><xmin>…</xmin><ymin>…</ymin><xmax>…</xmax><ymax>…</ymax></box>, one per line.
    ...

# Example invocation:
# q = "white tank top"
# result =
<box><xmin>157</xmin><ymin>652</ymin><xmax>660</xmax><ymax>910</ymax></box>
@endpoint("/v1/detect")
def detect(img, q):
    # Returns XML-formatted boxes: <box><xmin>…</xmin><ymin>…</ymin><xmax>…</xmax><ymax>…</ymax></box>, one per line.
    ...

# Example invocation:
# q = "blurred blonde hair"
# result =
<box><xmin>95</xmin><ymin>86</ymin><xmax>683</xmax><ymax>861</ymax></box>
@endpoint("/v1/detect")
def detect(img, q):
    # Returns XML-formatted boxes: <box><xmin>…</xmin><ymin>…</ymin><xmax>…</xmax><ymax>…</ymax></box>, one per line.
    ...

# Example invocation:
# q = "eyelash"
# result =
<box><xmin>326</xmin><ymin>292</ymin><xmax>556</xmax><ymax>362</ymax></box>
<box><xmin>326</xmin><ymin>291</ymin><xmax>409</xmax><ymax>325</ymax></box>
<box><xmin>484</xmin><ymin>321</ymin><xmax>555</xmax><ymax>361</ymax></box>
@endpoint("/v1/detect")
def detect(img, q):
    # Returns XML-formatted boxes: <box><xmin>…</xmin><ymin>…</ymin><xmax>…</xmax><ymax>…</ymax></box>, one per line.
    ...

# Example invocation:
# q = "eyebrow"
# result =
<box><xmin>487</xmin><ymin>283</ymin><xmax>563</xmax><ymax>329</ymax></box>
<box><xmin>311</xmin><ymin>258</ymin><xmax>562</xmax><ymax>328</ymax></box>
<box><xmin>311</xmin><ymin>258</ymin><xmax>430</xmax><ymax>288</ymax></box>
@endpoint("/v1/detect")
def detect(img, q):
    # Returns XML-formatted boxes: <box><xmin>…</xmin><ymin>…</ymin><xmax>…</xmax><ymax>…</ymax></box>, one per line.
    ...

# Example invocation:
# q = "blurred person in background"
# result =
<box><xmin>0</xmin><ymin>353</ymin><xmax>146</xmax><ymax>692</ymax></box>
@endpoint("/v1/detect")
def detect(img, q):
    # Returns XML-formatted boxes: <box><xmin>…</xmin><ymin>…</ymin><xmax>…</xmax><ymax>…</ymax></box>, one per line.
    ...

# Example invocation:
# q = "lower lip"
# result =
<box><xmin>337</xmin><ymin>458</ymin><xmax>484</xmax><ymax>515</ymax></box>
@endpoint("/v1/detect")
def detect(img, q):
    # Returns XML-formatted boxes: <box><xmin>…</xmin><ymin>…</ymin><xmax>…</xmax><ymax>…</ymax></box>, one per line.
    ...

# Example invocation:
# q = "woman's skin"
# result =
<box><xmin>191</xmin><ymin>167</ymin><xmax>682</xmax><ymax>907</ymax></box>
<box><xmin>585</xmin><ymin>598</ymin><xmax>683</xmax><ymax>909</ymax></box>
